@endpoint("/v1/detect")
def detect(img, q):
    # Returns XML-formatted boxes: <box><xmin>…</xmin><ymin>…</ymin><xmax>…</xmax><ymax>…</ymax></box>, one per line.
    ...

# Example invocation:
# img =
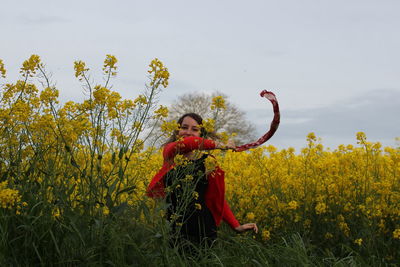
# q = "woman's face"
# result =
<box><xmin>178</xmin><ymin>116</ymin><xmax>201</xmax><ymax>138</ymax></box>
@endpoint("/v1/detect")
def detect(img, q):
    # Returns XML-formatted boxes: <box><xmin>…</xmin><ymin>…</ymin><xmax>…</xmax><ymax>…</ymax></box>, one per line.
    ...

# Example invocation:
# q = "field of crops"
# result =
<box><xmin>0</xmin><ymin>56</ymin><xmax>399</xmax><ymax>266</ymax></box>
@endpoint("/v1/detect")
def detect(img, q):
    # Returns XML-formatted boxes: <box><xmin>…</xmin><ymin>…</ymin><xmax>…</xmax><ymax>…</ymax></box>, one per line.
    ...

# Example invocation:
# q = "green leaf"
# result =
<box><xmin>111</xmin><ymin>152</ymin><xmax>116</xmax><ymax>164</ymax></box>
<box><xmin>118</xmin><ymin>147</ymin><xmax>124</xmax><ymax>159</ymax></box>
<box><xmin>70</xmin><ymin>158</ymin><xmax>80</xmax><ymax>169</ymax></box>
<box><xmin>111</xmin><ymin>202</ymin><xmax>128</xmax><ymax>215</ymax></box>
<box><xmin>116</xmin><ymin>185</ymin><xmax>136</xmax><ymax>196</ymax></box>
<box><xmin>118</xmin><ymin>166</ymin><xmax>124</xmax><ymax>180</ymax></box>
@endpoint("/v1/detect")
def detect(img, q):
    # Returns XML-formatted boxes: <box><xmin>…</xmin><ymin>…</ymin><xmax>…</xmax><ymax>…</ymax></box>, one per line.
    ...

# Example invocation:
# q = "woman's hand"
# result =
<box><xmin>235</xmin><ymin>223</ymin><xmax>258</xmax><ymax>233</ymax></box>
<box><xmin>216</xmin><ymin>139</ymin><xmax>236</xmax><ymax>151</ymax></box>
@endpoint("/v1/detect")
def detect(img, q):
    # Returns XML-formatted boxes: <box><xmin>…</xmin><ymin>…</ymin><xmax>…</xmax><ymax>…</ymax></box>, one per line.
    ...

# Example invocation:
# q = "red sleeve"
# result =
<box><xmin>222</xmin><ymin>199</ymin><xmax>240</xmax><ymax>229</ymax></box>
<box><xmin>163</xmin><ymin>136</ymin><xmax>216</xmax><ymax>161</ymax></box>
<box><xmin>146</xmin><ymin>163</ymin><xmax>170</xmax><ymax>198</ymax></box>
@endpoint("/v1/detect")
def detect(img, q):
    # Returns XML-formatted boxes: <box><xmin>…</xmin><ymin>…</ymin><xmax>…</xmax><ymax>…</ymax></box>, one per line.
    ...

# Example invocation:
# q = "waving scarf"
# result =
<box><xmin>235</xmin><ymin>90</ymin><xmax>280</xmax><ymax>152</ymax></box>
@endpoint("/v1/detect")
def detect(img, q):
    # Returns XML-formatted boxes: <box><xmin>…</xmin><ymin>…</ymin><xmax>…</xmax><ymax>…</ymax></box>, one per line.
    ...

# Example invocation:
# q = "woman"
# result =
<box><xmin>147</xmin><ymin>113</ymin><xmax>258</xmax><ymax>245</ymax></box>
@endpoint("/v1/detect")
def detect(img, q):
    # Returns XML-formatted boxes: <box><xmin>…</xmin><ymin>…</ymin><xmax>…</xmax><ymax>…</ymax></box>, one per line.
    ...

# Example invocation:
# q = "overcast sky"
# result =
<box><xmin>1</xmin><ymin>0</ymin><xmax>399</xmax><ymax>151</ymax></box>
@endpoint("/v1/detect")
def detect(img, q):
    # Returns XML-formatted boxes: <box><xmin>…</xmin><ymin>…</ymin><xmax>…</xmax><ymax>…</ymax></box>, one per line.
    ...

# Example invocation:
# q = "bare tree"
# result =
<box><xmin>166</xmin><ymin>91</ymin><xmax>256</xmax><ymax>145</ymax></box>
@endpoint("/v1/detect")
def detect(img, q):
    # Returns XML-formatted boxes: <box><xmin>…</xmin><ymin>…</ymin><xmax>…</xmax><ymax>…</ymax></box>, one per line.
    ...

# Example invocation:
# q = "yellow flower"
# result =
<box><xmin>133</xmin><ymin>121</ymin><xmax>142</xmax><ymax>130</ymax></box>
<box><xmin>339</xmin><ymin>222</ymin><xmax>350</xmax><ymax>237</ymax></box>
<box><xmin>218</xmin><ymin>132</ymin><xmax>230</xmax><ymax>144</ymax></box>
<box><xmin>195</xmin><ymin>203</ymin><xmax>202</xmax><ymax>210</ymax></box>
<box><xmin>246</xmin><ymin>212</ymin><xmax>255</xmax><ymax>221</ymax></box>
<box><xmin>205</xmin><ymin>156</ymin><xmax>217</xmax><ymax>173</ymax></box>
<box><xmin>325</xmin><ymin>232</ymin><xmax>333</xmax><ymax>239</ymax></box>
<box><xmin>266</xmin><ymin>145</ymin><xmax>277</xmax><ymax>153</ymax></box>
<box><xmin>0</xmin><ymin>181</ymin><xmax>22</xmax><ymax>209</ymax></box>
<box><xmin>393</xmin><ymin>229</ymin><xmax>400</xmax><ymax>239</ymax></box>
<box><xmin>93</xmin><ymin>85</ymin><xmax>110</xmax><ymax>105</ymax></box>
<box><xmin>174</xmin><ymin>154</ymin><xmax>188</xmax><ymax>166</ymax></box>
<box><xmin>133</xmin><ymin>139</ymin><xmax>144</xmax><ymax>151</ymax></box>
<box><xmin>211</xmin><ymin>95</ymin><xmax>226</xmax><ymax>110</ymax></box>
<box><xmin>201</xmin><ymin>118</ymin><xmax>215</xmax><ymax>133</ymax></box>
<box><xmin>170</xmin><ymin>213</ymin><xmax>180</xmax><ymax>221</ymax></box>
<box><xmin>134</xmin><ymin>95</ymin><xmax>148</xmax><ymax>105</ymax></box>
<box><xmin>306</xmin><ymin>132</ymin><xmax>316</xmax><ymax>142</ymax></box>
<box><xmin>262</xmin><ymin>229</ymin><xmax>271</xmax><ymax>240</ymax></box>
<box><xmin>52</xmin><ymin>207</ymin><xmax>61</xmax><ymax>218</ymax></box>
<box><xmin>161</xmin><ymin>120</ymin><xmax>180</xmax><ymax>135</ymax></box>
<box><xmin>21</xmin><ymin>54</ymin><xmax>41</xmax><ymax>75</ymax></box>
<box><xmin>119</xmin><ymin>99</ymin><xmax>135</xmax><ymax>112</ymax></box>
<box><xmin>288</xmin><ymin>200</ymin><xmax>299</xmax><ymax>210</ymax></box>
<box><xmin>0</xmin><ymin>59</ymin><xmax>6</xmax><ymax>78</ymax></box>
<box><xmin>154</xmin><ymin>105</ymin><xmax>169</xmax><ymax>118</ymax></box>
<box><xmin>103</xmin><ymin>206</ymin><xmax>110</xmax><ymax>216</ymax></box>
<box><xmin>315</xmin><ymin>202</ymin><xmax>327</xmax><ymax>214</ymax></box>
<box><xmin>185</xmin><ymin>175</ymin><xmax>194</xmax><ymax>182</ymax></box>
<box><xmin>103</xmin><ymin>54</ymin><xmax>118</xmax><ymax>76</ymax></box>
<box><xmin>192</xmin><ymin>191</ymin><xmax>199</xmax><ymax>200</ymax></box>
<box><xmin>148</xmin><ymin>58</ymin><xmax>169</xmax><ymax>88</ymax></box>
<box><xmin>74</xmin><ymin>60</ymin><xmax>89</xmax><ymax>79</ymax></box>
<box><xmin>40</xmin><ymin>87</ymin><xmax>59</xmax><ymax>106</ymax></box>
<box><xmin>354</xmin><ymin>238</ymin><xmax>363</xmax><ymax>246</ymax></box>
<box><xmin>356</xmin><ymin>132</ymin><xmax>367</xmax><ymax>144</ymax></box>
<box><xmin>110</xmin><ymin>128</ymin><xmax>121</xmax><ymax>138</ymax></box>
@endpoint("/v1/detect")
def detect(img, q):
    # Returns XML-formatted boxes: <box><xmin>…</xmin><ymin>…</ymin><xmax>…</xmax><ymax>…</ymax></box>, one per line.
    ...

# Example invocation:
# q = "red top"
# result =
<box><xmin>146</xmin><ymin>136</ymin><xmax>240</xmax><ymax>229</ymax></box>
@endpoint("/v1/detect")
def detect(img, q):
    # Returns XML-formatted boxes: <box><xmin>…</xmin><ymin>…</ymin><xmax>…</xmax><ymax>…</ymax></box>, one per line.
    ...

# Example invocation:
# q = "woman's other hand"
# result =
<box><xmin>235</xmin><ymin>223</ymin><xmax>258</xmax><ymax>233</ymax></box>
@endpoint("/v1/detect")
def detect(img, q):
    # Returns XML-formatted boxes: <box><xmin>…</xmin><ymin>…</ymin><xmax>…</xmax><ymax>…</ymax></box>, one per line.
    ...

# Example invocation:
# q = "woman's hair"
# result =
<box><xmin>164</xmin><ymin>113</ymin><xmax>218</xmax><ymax>145</ymax></box>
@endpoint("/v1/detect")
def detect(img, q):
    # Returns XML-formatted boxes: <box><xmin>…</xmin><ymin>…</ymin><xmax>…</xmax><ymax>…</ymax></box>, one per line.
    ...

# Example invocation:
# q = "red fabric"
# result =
<box><xmin>235</xmin><ymin>90</ymin><xmax>280</xmax><ymax>152</ymax></box>
<box><xmin>146</xmin><ymin>136</ymin><xmax>240</xmax><ymax>229</ymax></box>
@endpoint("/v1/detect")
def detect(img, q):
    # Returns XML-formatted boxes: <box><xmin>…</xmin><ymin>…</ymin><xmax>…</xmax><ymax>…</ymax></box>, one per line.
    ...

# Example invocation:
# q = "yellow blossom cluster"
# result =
<box><xmin>0</xmin><ymin>59</ymin><xmax>6</xmax><ymax>78</ymax></box>
<box><xmin>148</xmin><ymin>58</ymin><xmax>169</xmax><ymax>88</ymax></box>
<box><xmin>0</xmin><ymin>181</ymin><xmax>22</xmax><ymax>209</ymax></box>
<box><xmin>74</xmin><ymin>60</ymin><xmax>89</xmax><ymax>79</ymax></box>
<box><xmin>20</xmin><ymin>54</ymin><xmax>41</xmax><ymax>76</ymax></box>
<box><xmin>103</xmin><ymin>54</ymin><xmax>118</xmax><ymax>76</ymax></box>
<box><xmin>134</xmin><ymin>94</ymin><xmax>148</xmax><ymax>105</ymax></box>
<box><xmin>211</xmin><ymin>95</ymin><xmax>226</xmax><ymax>110</ymax></box>
<box><xmin>288</xmin><ymin>200</ymin><xmax>299</xmax><ymax>210</ymax></box>
<box><xmin>153</xmin><ymin>105</ymin><xmax>169</xmax><ymax>118</ymax></box>
<box><xmin>201</xmin><ymin>118</ymin><xmax>215</xmax><ymax>133</ymax></box>
<box><xmin>204</xmin><ymin>156</ymin><xmax>217</xmax><ymax>173</ymax></box>
<box><xmin>160</xmin><ymin>120</ymin><xmax>180</xmax><ymax>136</ymax></box>
<box><xmin>215</xmin><ymin>132</ymin><xmax>400</xmax><ymax>247</ymax></box>
<box><xmin>40</xmin><ymin>86</ymin><xmax>60</xmax><ymax>106</ymax></box>
<box><xmin>394</xmin><ymin>229</ymin><xmax>400</xmax><ymax>239</ymax></box>
<box><xmin>0</xmin><ymin>55</ymin><xmax>169</xmax><ymax>221</ymax></box>
<box><xmin>262</xmin><ymin>229</ymin><xmax>271</xmax><ymax>240</ymax></box>
<box><xmin>354</xmin><ymin>238</ymin><xmax>363</xmax><ymax>246</ymax></box>
<box><xmin>174</xmin><ymin>154</ymin><xmax>189</xmax><ymax>166</ymax></box>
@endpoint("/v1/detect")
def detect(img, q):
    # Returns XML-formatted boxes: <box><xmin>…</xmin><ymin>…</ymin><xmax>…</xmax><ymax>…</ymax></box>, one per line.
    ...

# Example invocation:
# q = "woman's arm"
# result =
<box><xmin>163</xmin><ymin>136</ymin><xmax>217</xmax><ymax>160</ymax></box>
<box><xmin>222</xmin><ymin>200</ymin><xmax>240</xmax><ymax>229</ymax></box>
<box><xmin>223</xmin><ymin>200</ymin><xmax>258</xmax><ymax>233</ymax></box>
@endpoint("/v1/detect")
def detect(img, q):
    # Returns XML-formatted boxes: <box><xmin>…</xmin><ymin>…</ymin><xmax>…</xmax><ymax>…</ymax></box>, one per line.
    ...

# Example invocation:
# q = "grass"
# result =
<box><xmin>1</xmin><ymin>200</ymin><xmax>397</xmax><ymax>267</ymax></box>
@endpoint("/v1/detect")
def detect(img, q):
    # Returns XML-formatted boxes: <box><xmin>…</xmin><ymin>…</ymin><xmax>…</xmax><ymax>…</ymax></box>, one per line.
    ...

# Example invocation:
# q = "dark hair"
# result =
<box><xmin>164</xmin><ymin>113</ymin><xmax>218</xmax><ymax>145</ymax></box>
